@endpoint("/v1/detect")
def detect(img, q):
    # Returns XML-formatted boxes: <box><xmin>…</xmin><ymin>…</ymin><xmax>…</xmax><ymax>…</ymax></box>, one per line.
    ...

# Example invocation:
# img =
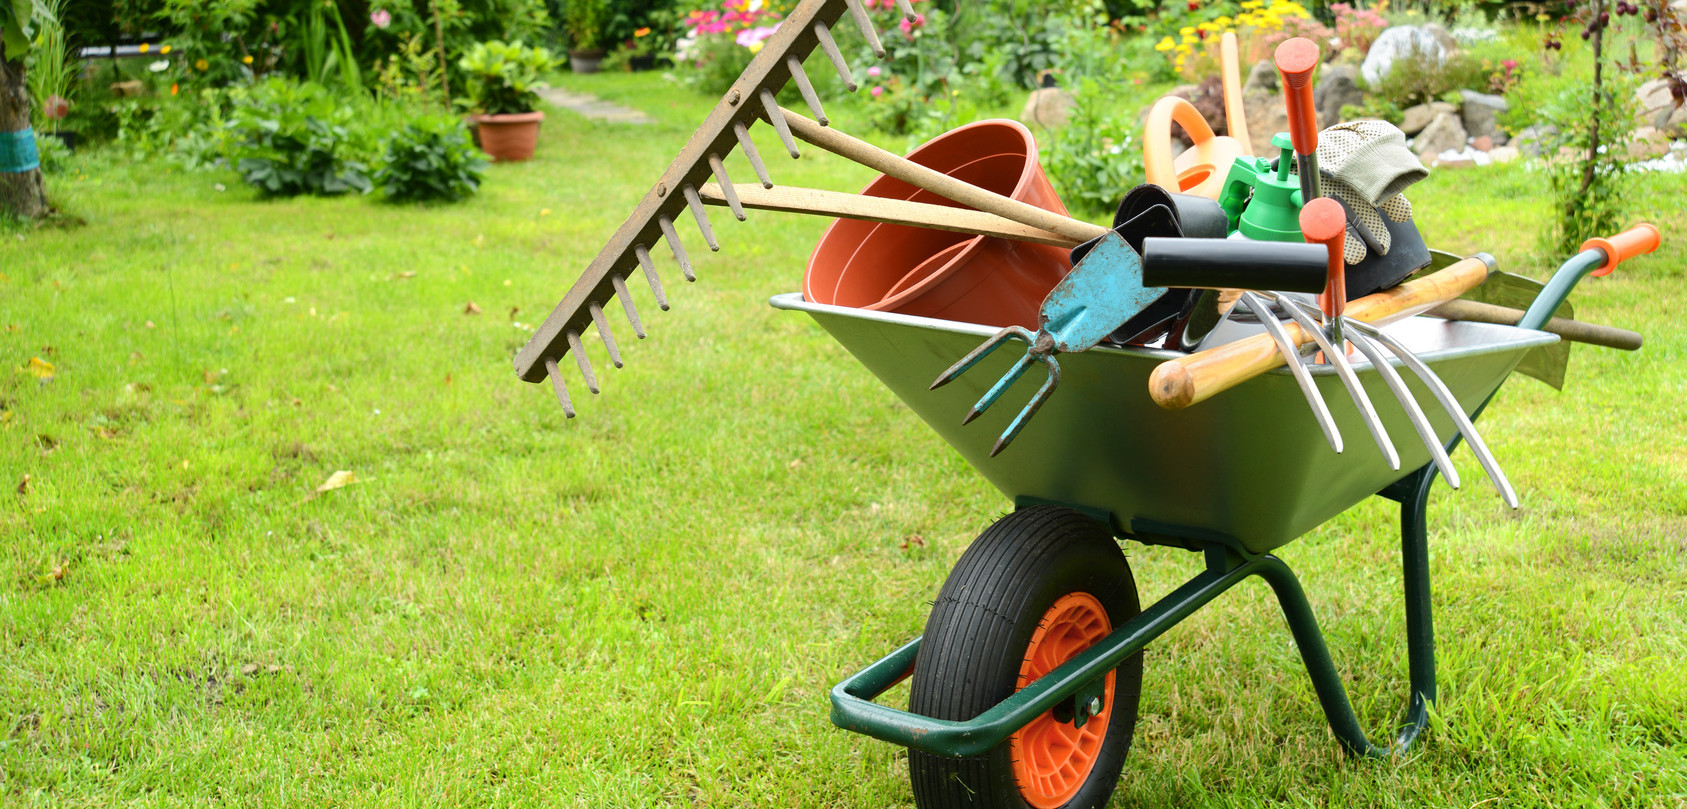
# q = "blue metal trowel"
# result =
<box><xmin>931</xmin><ymin>231</ymin><xmax>1330</xmax><ymax>456</ymax></box>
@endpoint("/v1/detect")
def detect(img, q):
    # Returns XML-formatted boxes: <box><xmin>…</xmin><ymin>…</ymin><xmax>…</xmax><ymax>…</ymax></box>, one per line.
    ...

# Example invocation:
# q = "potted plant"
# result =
<box><xmin>564</xmin><ymin>0</ymin><xmax>608</xmax><ymax>73</ymax></box>
<box><xmin>457</xmin><ymin>40</ymin><xmax>559</xmax><ymax>162</ymax></box>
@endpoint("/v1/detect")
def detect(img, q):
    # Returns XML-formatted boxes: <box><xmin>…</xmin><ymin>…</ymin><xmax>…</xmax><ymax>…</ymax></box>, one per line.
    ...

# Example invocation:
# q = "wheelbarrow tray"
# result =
<box><xmin>772</xmin><ymin>293</ymin><xmax>1559</xmax><ymax>555</ymax></box>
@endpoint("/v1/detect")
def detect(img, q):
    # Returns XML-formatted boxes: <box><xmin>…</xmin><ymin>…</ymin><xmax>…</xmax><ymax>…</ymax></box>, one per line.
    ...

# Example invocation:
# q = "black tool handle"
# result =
<box><xmin>1141</xmin><ymin>237</ymin><xmax>1330</xmax><ymax>293</ymax></box>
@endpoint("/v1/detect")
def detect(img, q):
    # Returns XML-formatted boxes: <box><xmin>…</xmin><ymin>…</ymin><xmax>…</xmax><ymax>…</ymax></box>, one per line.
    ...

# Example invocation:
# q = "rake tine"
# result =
<box><xmin>990</xmin><ymin>356</ymin><xmax>1060</xmax><ymax>457</ymax></box>
<box><xmin>1273</xmin><ymin>296</ymin><xmax>1399</xmax><ymax>470</ymax></box>
<box><xmin>733</xmin><ymin>122</ymin><xmax>774</xmax><ymax>188</ymax></box>
<box><xmin>587</xmin><ymin>302</ymin><xmax>622</xmax><ymax>368</ymax></box>
<box><xmin>1345</xmin><ymin>328</ymin><xmax>1460</xmax><ymax>488</ymax></box>
<box><xmin>657</xmin><ymin>215</ymin><xmax>696</xmax><ymax>282</ymax></box>
<box><xmin>1242</xmin><ymin>292</ymin><xmax>1342</xmax><ymax>454</ymax></box>
<box><xmin>844</xmin><ymin>0</ymin><xmax>886</xmax><ymax>59</ymax></box>
<box><xmin>760</xmin><ymin>89</ymin><xmax>801</xmax><ymax>158</ymax></box>
<box><xmin>543</xmin><ymin>358</ymin><xmax>576</xmax><ymax>419</ymax></box>
<box><xmin>931</xmin><ymin>325</ymin><xmax>1033</xmax><ymax>391</ymax></box>
<box><xmin>682</xmin><ymin>185</ymin><xmax>720</xmax><ymax>251</ymax></box>
<box><xmin>812</xmin><ymin>21</ymin><xmax>856</xmax><ymax>92</ymax></box>
<box><xmin>609</xmin><ymin>273</ymin><xmax>645</xmax><ymax>338</ymax></box>
<box><xmin>893</xmin><ymin>0</ymin><xmax>918</xmax><ymax>21</ymax></box>
<box><xmin>785</xmin><ymin>56</ymin><xmax>828</xmax><ymax>126</ymax></box>
<box><xmin>707</xmin><ymin>153</ymin><xmax>746</xmax><ymax>221</ymax></box>
<box><xmin>633</xmin><ymin>244</ymin><xmax>670</xmax><ymax>310</ymax></box>
<box><xmin>565</xmin><ymin>330</ymin><xmax>599</xmax><ymax>394</ymax></box>
<box><xmin>1346</xmin><ymin>320</ymin><xmax>1519</xmax><ymax>508</ymax></box>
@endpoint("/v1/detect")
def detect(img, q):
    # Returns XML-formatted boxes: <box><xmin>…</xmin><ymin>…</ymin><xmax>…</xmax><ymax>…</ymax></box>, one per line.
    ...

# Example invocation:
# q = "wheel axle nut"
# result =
<box><xmin>1086</xmin><ymin>696</ymin><xmax>1103</xmax><ymax>717</ymax></box>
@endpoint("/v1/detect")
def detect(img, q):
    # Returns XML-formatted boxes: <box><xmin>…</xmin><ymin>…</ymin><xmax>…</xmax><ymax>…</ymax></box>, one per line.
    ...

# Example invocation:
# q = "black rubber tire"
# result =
<box><xmin>908</xmin><ymin>506</ymin><xmax>1142</xmax><ymax>809</ymax></box>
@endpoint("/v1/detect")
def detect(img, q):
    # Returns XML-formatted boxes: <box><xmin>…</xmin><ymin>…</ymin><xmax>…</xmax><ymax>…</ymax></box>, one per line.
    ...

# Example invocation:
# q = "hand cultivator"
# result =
<box><xmin>515</xmin><ymin>2</ymin><xmax>1660</xmax><ymax>806</ymax></box>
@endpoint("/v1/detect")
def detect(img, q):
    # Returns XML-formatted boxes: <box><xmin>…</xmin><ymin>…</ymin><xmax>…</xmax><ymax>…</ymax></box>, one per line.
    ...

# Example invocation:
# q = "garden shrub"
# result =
<box><xmin>375</xmin><ymin>115</ymin><xmax>488</xmax><ymax>203</ymax></box>
<box><xmin>228</xmin><ymin>78</ymin><xmax>375</xmax><ymax>197</ymax></box>
<box><xmin>457</xmin><ymin>40</ymin><xmax>560</xmax><ymax>114</ymax></box>
<box><xmin>1041</xmin><ymin>76</ymin><xmax>1144</xmax><ymax>218</ymax></box>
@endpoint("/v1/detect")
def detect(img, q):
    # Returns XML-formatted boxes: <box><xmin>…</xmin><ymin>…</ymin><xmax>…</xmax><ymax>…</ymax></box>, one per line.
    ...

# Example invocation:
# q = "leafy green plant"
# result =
<box><xmin>228</xmin><ymin>77</ymin><xmax>374</xmax><ymax>196</ymax></box>
<box><xmin>457</xmin><ymin>40</ymin><xmax>558</xmax><ymax>114</ymax></box>
<box><xmin>563</xmin><ymin>0</ymin><xmax>608</xmax><ymax>50</ymax></box>
<box><xmin>23</xmin><ymin>0</ymin><xmax>75</xmax><ymax>133</ymax></box>
<box><xmin>374</xmin><ymin>115</ymin><xmax>487</xmax><ymax>202</ymax></box>
<box><xmin>1041</xmin><ymin>76</ymin><xmax>1144</xmax><ymax>218</ymax></box>
<box><xmin>295</xmin><ymin>0</ymin><xmax>364</xmax><ymax>96</ymax></box>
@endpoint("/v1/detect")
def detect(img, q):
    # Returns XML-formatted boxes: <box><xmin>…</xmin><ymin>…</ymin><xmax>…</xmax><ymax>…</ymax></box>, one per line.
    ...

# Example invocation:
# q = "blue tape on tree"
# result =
<box><xmin>1</xmin><ymin>128</ymin><xmax>42</xmax><ymax>173</ymax></box>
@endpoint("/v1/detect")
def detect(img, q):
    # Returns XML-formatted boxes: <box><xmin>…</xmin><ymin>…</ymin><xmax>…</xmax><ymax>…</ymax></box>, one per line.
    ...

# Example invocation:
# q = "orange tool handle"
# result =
<box><xmin>1581</xmin><ymin>222</ymin><xmax>1660</xmax><ymax>277</ymax></box>
<box><xmin>1300</xmin><ymin>197</ymin><xmax>1347</xmax><ymax>316</ymax></box>
<box><xmin>1275</xmin><ymin>38</ymin><xmax>1320</xmax><ymax>157</ymax></box>
<box><xmin>1148</xmin><ymin>256</ymin><xmax>1493</xmax><ymax>410</ymax></box>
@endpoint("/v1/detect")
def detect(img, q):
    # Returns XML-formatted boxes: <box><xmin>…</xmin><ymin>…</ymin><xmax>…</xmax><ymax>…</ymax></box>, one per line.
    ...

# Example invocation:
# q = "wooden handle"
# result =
<box><xmin>1220</xmin><ymin>32</ymin><xmax>1251</xmax><ymax>156</ymax></box>
<box><xmin>776</xmin><ymin>107</ymin><xmax>1107</xmax><ymax>245</ymax></box>
<box><xmin>1427</xmin><ymin>298</ymin><xmax>1643</xmax><ymax>351</ymax></box>
<box><xmin>695</xmin><ymin>183</ymin><xmax>1077</xmax><ymax>247</ymax></box>
<box><xmin>1149</xmin><ymin>255</ymin><xmax>1493</xmax><ymax>409</ymax></box>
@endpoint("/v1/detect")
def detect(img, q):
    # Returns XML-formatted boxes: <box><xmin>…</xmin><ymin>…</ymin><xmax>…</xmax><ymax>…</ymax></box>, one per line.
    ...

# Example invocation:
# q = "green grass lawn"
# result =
<box><xmin>3</xmin><ymin>71</ymin><xmax>1685</xmax><ymax>807</ymax></box>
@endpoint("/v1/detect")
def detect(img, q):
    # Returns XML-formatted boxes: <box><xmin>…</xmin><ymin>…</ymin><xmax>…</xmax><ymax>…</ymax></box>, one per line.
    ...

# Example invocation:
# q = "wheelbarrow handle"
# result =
<box><xmin>1149</xmin><ymin>254</ymin><xmax>1495</xmax><ymax>410</ymax></box>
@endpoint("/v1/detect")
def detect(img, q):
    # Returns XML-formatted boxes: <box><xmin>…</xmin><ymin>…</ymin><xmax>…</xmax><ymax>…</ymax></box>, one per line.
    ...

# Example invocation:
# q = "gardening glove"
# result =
<box><xmin>1322</xmin><ymin>174</ymin><xmax>1415</xmax><ymax>266</ymax></box>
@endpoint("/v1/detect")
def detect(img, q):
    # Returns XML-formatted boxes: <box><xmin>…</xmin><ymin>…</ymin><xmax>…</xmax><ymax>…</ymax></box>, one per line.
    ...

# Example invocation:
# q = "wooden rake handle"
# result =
<box><xmin>695</xmin><ymin>183</ymin><xmax>1077</xmax><ymax>247</ymax></box>
<box><xmin>1149</xmin><ymin>255</ymin><xmax>1494</xmax><ymax>410</ymax></box>
<box><xmin>1427</xmin><ymin>299</ymin><xmax>1643</xmax><ymax>351</ymax></box>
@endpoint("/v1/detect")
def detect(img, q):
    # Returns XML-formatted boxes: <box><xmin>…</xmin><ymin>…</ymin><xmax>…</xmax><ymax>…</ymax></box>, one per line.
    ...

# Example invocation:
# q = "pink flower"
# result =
<box><xmin>43</xmin><ymin>95</ymin><xmax>70</xmax><ymax>119</ymax></box>
<box><xmin>735</xmin><ymin>24</ymin><xmax>780</xmax><ymax>48</ymax></box>
<box><xmin>867</xmin><ymin>65</ymin><xmax>881</xmax><ymax>77</ymax></box>
<box><xmin>899</xmin><ymin>13</ymin><xmax>924</xmax><ymax>38</ymax></box>
<box><xmin>871</xmin><ymin>86</ymin><xmax>883</xmax><ymax>97</ymax></box>
<box><xmin>370</xmin><ymin>8</ymin><xmax>391</xmax><ymax>28</ymax></box>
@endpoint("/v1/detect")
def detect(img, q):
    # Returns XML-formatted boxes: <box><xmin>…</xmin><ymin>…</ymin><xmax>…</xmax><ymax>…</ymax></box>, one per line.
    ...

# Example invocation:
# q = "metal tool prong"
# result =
<box><xmin>760</xmin><ymin>89</ymin><xmax>802</xmax><ymax>158</ymax></box>
<box><xmin>1344</xmin><ymin>328</ymin><xmax>1460</xmax><ymax>488</ymax></box>
<box><xmin>786</xmin><ymin>56</ymin><xmax>828</xmax><ymax>126</ymax></box>
<box><xmin>609</xmin><ymin>274</ymin><xmax>645</xmax><ymax>339</ymax></box>
<box><xmin>733</xmin><ymin>122</ymin><xmax>774</xmax><ymax>188</ymax></box>
<box><xmin>1346</xmin><ymin>319</ymin><xmax>1518</xmax><ymax>508</ymax></box>
<box><xmin>812</xmin><ymin>21</ymin><xmax>856</xmax><ymax>91</ymax></box>
<box><xmin>565</xmin><ymin>330</ymin><xmax>599</xmax><ymax>394</ymax></box>
<box><xmin>1241</xmin><ymin>292</ymin><xmax>1343</xmax><ymax>454</ymax></box>
<box><xmin>633</xmin><ymin>244</ymin><xmax>669</xmax><ymax>310</ymax></box>
<box><xmin>707</xmin><ymin>154</ymin><xmax>746</xmax><ymax>220</ymax></box>
<box><xmin>893</xmin><ymin>0</ymin><xmax>918</xmax><ymax>20</ymax></box>
<box><xmin>543</xmin><ymin>358</ymin><xmax>575</xmax><ymax>419</ymax></box>
<box><xmin>587</xmin><ymin>302</ymin><xmax>622</xmax><ymax>368</ymax></box>
<box><xmin>682</xmin><ymin>185</ymin><xmax>720</xmax><ymax>251</ymax></box>
<box><xmin>844</xmin><ymin>0</ymin><xmax>885</xmax><ymax>59</ymax></box>
<box><xmin>657</xmin><ymin>215</ymin><xmax>696</xmax><ymax>282</ymax></box>
<box><xmin>1273</xmin><ymin>295</ymin><xmax>1400</xmax><ymax>470</ymax></box>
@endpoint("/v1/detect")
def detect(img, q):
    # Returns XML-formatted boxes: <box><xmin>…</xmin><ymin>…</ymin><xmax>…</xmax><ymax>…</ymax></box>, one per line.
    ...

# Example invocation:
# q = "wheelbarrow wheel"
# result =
<box><xmin>908</xmin><ymin>505</ymin><xmax>1142</xmax><ymax>809</ymax></box>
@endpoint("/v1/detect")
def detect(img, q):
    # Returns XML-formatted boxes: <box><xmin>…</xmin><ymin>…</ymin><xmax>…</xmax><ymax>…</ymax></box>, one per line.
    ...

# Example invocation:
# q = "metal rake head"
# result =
<box><xmin>513</xmin><ymin>0</ymin><xmax>918</xmax><ymax>416</ymax></box>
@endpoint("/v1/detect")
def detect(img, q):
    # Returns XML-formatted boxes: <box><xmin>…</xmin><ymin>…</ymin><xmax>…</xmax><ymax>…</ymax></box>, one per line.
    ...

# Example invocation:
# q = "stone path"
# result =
<box><xmin>538</xmin><ymin>88</ymin><xmax>654</xmax><ymax>125</ymax></box>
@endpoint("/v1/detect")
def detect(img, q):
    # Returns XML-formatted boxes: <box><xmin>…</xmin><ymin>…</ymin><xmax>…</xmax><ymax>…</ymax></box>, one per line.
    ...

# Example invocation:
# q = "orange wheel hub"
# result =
<box><xmin>1010</xmin><ymin>592</ymin><xmax>1115</xmax><ymax>809</ymax></box>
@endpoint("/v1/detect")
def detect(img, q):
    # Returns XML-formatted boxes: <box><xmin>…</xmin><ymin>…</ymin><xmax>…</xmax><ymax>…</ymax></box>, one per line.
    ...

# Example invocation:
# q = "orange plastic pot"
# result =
<box><xmin>472</xmin><ymin>111</ymin><xmax>544</xmax><ymax>162</ymax></box>
<box><xmin>803</xmin><ymin>119</ymin><xmax>1072</xmax><ymax>329</ymax></box>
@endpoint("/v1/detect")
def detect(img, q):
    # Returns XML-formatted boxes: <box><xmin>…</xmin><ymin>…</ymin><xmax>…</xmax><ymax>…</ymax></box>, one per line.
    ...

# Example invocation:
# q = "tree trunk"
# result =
<box><xmin>0</xmin><ymin>45</ymin><xmax>49</xmax><ymax>220</ymax></box>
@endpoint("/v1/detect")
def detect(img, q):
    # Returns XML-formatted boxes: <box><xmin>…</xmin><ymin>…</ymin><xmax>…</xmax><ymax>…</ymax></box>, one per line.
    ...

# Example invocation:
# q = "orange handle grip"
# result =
<box><xmin>1300</xmin><ymin>197</ymin><xmax>1346</xmax><ymax>317</ymax></box>
<box><xmin>1275</xmin><ymin>38</ymin><xmax>1320</xmax><ymax>156</ymax></box>
<box><xmin>1580</xmin><ymin>222</ymin><xmax>1660</xmax><ymax>277</ymax></box>
<box><xmin>1149</xmin><ymin>256</ymin><xmax>1492</xmax><ymax>410</ymax></box>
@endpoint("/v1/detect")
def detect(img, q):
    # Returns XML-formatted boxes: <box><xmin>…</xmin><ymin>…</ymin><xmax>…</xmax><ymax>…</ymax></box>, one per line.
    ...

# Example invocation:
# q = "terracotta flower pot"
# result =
<box><xmin>472</xmin><ymin>111</ymin><xmax>544</xmax><ymax>162</ymax></box>
<box><xmin>803</xmin><ymin>119</ymin><xmax>1073</xmax><ymax>330</ymax></box>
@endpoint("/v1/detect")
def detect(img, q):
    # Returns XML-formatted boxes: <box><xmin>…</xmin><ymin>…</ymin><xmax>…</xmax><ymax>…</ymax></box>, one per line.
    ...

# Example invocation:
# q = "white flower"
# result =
<box><xmin>149</xmin><ymin>60</ymin><xmax>170</xmax><ymax>72</ymax></box>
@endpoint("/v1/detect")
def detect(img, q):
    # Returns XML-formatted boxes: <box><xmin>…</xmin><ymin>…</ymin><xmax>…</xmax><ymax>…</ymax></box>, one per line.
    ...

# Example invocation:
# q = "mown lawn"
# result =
<box><xmin>3</xmin><ymin>71</ymin><xmax>1684</xmax><ymax>807</ymax></box>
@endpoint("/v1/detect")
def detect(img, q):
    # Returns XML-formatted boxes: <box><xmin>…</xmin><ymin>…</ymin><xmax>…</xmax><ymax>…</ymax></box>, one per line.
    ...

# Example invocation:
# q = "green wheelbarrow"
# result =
<box><xmin>769</xmin><ymin>228</ymin><xmax>1657</xmax><ymax>809</ymax></box>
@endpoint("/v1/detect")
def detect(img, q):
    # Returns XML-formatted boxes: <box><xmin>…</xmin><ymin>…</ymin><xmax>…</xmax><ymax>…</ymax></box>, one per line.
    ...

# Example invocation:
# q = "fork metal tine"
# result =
<box><xmin>734</xmin><ymin>122</ymin><xmax>774</xmax><ymax>188</ymax></box>
<box><xmin>786</xmin><ymin>56</ymin><xmax>828</xmax><ymax>126</ymax></box>
<box><xmin>844</xmin><ymin>0</ymin><xmax>886</xmax><ymax>59</ymax></box>
<box><xmin>588</xmin><ymin>302</ymin><xmax>622</xmax><ymax>368</ymax></box>
<box><xmin>657</xmin><ymin>215</ymin><xmax>696</xmax><ymax>282</ymax></box>
<box><xmin>682</xmin><ymin>185</ymin><xmax>720</xmax><ymax>251</ymax></box>
<box><xmin>1344</xmin><ymin>328</ymin><xmax>1460</xmax><ymax>488</ymax></box>
<box><xmin>543</xmin><ymin>358</ymin><xmax>576</xmax><ymax>418</ymax></box>
<box><xmin>990</xmin><ymin>357</ymin><xmax>1060</xmax><ymax>457</ymax></box>
<box><xmin>813</xmin><ymin>21</ymin><xmax>856</xmax><ymax>91</ymax></box>
<box><xmin>893</xmin><ymin>0</ymin><xmax>918</xmax><ymax>21</ymax></box>
<box><xmin>1273</xmin><ymin>296</ymin><xmax>1399</xmax><ymax>470</ymax></box>
<box><xmin>707</xmin><ymin>153</ymin><xmax>746</xmax><ymax>220</ymax></box>
<box><xmin>634</xmin><ymin>244</ymin><xmax>670</xmax><ymax>310</ymax></box>
<box><xmin>566</xmin><ymin>330</ymin><xmax>599</xmax><ymax>394</ymax></box>
<box><xmin>760</xmin><ymin>89</ymin><xmax>802</xmax><ymax>158</ymax></box>
<box><xmin>610</xmin><ymin>273</ymin><xmax>645</xmax><ymax>338</ymax></box>
<box><xmin>1242</xmin><ymin>292</ymin><xmax>1343</xmax><ymax>454</ymax></box>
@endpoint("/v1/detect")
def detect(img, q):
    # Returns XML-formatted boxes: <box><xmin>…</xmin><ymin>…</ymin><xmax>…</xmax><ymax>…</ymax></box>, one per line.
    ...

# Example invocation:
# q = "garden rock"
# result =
<box><xmin>1459</xmin><ymin>90</ymin><xmax>1509</xmax><ymax>145</ymax></box>
<box><xmin>1512</xmin><ymin>125</ymin><xmax>1557</xmax><ymax>157</ymax></box>
<box><xmin>1627</xmin><ymin>126</ymin><xmax>1672</xmax><ymax>159</ymax></box>
<box><xmin>111</xmin><ymin>80</ymin><xmax>145</xmax><ymax>97</ymax></box>
<box><xmin>1314</xmin><ymin>64</ymin><xmax>1365</xmax><ymax>128</ymax></box>
<box><xmin>1413</xmin><ymin>112</ymin><xmax>1467</xmax><ymax>157</ymax></box>
<box><xmin>1361</xmin><ymin>25</ymin><xmax>1454</xmax><ymax>86</ymax></box>
<box><xmin>1244</xmin><ymin>91</ymin><xmax>1290</xmax><ymax>156</ymax></box>
<box><xmin>1399</xmin><ymin>101</ymin><xmax>1457</xmax><ymax>136</ymax></box>
<box><xmin>1635</xmin><ymin>77</ymin><xmax>1687</xmax><ymax>137</ymax></box>
<box><xmin>1243</xmin><ymin>59</ymin><xmax>1279</xmax><ymax>96</ymax></box>
<box><xmin>1022</xmin><ymin>88</ymin><xmax>1076</xmax><ymax>129</ymax></box>
<box><xmin>1471</xmin><ymin>135</ymin><xmax>1493</xmax><ymax>152</ymax></box>
<box><xmin>1488</xmin><ymin>145</ymin><xmax>1520</xmax><ymax>164</ymax></box>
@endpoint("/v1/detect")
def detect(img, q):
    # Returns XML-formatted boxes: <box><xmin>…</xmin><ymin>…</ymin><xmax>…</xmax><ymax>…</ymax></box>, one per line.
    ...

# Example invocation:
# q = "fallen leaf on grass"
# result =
<box><xmin>463</xmin><ymin>302</ymin><xmax>482</xmax><ymax>315</ymax></box>
<box><xmin>391</xmin><ymin>271</ymin><xmax>417</xmax><ymax>281</ymax></box>
<box><xmin>315</xmin><ymin>470</ymin><xmax>357</xmax><ymax>494</ymax></box>
<box><xmin>20</xmin><ymin>358</ymin><xmax>54</xmax><ymax>380</ymax></box>
<box><xmin>17</xmin><ymin>474</ymin><xmax>29</xmax><ymax>495</ymax></box>
<box><xmin>508</xmin><ymin>306</ymin><xmax>520</xmax><ymax>320</ymax></box>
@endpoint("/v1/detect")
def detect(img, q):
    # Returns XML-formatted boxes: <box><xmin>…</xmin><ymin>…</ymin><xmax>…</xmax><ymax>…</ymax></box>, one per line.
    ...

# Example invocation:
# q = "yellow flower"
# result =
<box><xmin>1241</xmin><ymin>0</ymin><xmax>1263</xmax><ymax>8</ymax></box>
<box><xmin>243</xmin><ymin>55</ymin><xmax>254</xmax><ymax>64</ymax></box>
<box><xmin>1179</xmin><ymin>26</ymin><xmax>1195</xmax><ymax>35</ymax></box>
<box><xmin>1155</xmin><ymin>36</ymin><xmax>1175</xmax><ymax>51</ymax></box>
<box><xmin>195</xmin><ymin>58</ymin><xmax>209</xmax><ymax>70</ymax></box>
<box><xmin>747</xmin><ymin>40</ymin><xmax>763</xmax><ymax>54</ymax></box>
<box><xmin>139</xmin><ymin>42</ymin><xmax>150</xmax><ymax>52</ymax></box>
<box><xmin>160</xmin><ymin>44</ymin><xmax>172</xmax><ymax>54</ymax></box>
